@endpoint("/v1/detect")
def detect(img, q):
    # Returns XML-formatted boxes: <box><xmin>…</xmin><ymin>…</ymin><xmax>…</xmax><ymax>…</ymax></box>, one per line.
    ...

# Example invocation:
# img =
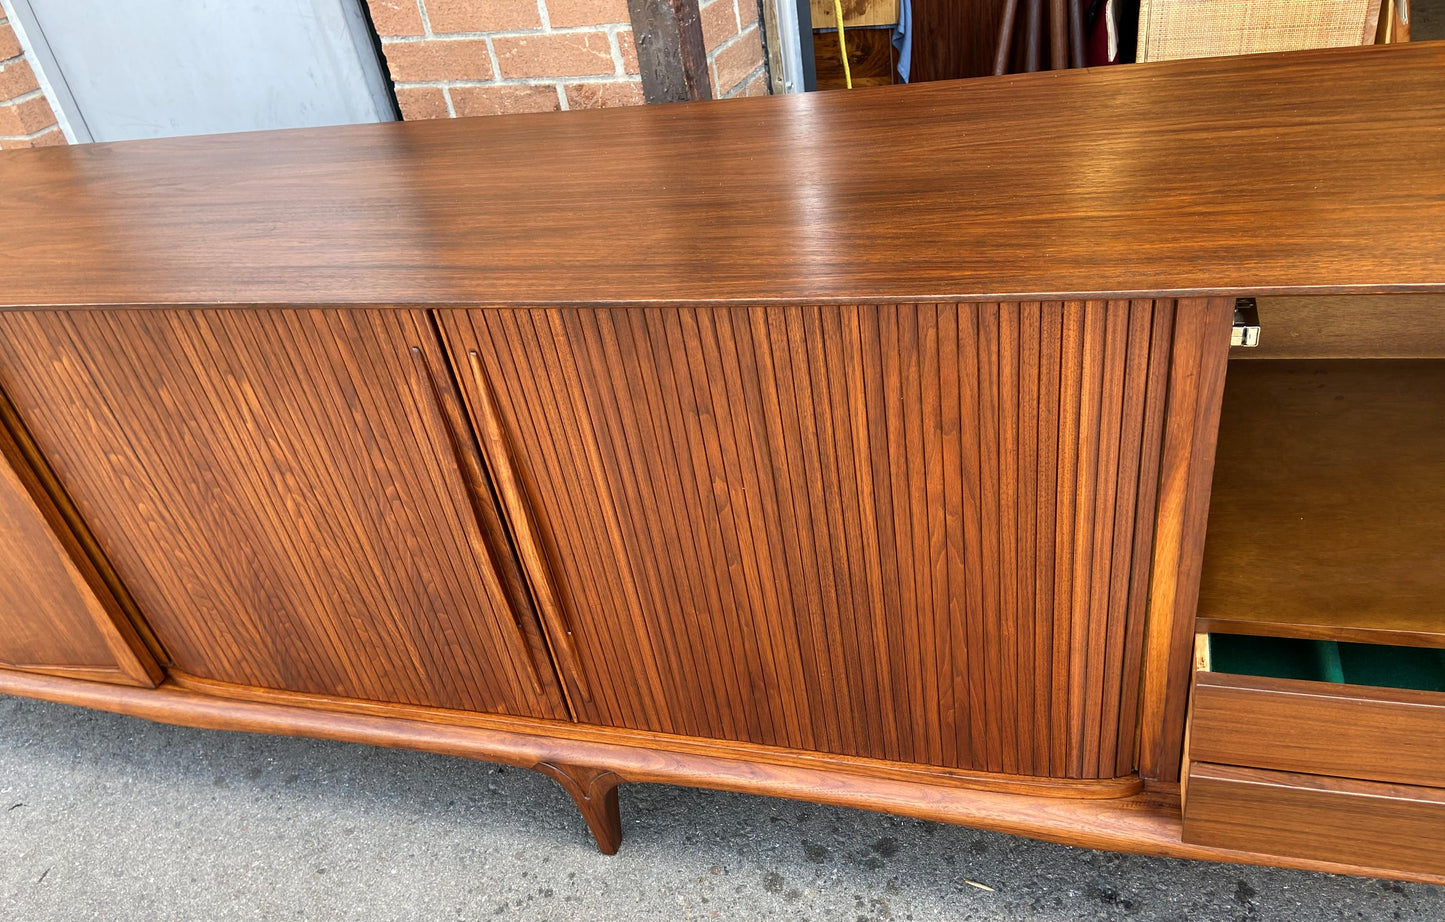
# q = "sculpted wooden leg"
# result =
<box><xmin>534</xmin><ymin>761</ymin><xmax>624</xmax><ymax>855</ymax></box>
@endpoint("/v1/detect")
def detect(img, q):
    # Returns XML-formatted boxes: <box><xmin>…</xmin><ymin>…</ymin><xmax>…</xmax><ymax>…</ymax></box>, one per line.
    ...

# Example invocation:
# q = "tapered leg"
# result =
<box><xmin>534</xmin><ymin>761</ymin><xmax>624</xmax><ymax>855</ymax></box>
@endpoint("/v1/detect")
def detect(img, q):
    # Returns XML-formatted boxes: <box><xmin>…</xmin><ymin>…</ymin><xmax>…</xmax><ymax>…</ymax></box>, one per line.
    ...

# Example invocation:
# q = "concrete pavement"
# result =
<box><xmin>2</xmin><ymin>693</ymin><xmax>1441</xmax><ymax>921</ymax></box>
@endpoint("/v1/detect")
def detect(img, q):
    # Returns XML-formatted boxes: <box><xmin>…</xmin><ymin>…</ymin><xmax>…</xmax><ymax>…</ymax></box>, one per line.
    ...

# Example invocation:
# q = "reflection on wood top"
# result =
<box><xmin>1</xmin><ymin>42</ymin><xmax>1444</xmax><ymax>309</ymax></box>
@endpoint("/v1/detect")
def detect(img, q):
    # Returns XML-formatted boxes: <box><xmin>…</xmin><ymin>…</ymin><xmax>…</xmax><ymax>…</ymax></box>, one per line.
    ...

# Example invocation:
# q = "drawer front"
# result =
<box><xmin>1183</xmin><ymin>763</ymin><xmax>1445</xmax><ymax>877</ymax></box>
<box><xmin>1192</xmin><ymin>672</ymin><xmax>1445</xmax><ymax>787</ymax></box>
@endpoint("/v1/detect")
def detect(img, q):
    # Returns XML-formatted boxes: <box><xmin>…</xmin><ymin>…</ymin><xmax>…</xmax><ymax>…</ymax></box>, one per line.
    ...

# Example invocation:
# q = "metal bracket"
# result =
<box><xmin>1231</xmin><ymin>298</ymin><xmax>1261</xmax><ymax>348</ymax></box>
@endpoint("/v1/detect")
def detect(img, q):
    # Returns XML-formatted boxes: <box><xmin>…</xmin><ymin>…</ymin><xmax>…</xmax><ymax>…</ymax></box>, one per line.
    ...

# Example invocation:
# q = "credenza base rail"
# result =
<box><xmin>2</xmin><ymin>667</ymin><xmax>1438</xmax><ymax>884</ymax></box>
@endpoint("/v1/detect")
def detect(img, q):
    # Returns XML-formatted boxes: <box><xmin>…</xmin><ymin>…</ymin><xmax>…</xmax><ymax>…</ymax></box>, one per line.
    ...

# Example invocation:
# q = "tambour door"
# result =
<box><xmin>0</xmin><ymin>308</ymin><xmax>568</xmax><ymax>719</ymax></box>
<box><xmin>442</xmin><ymin>301</ymin><xmax>1197</xmax><ymax>777</ymax></box>
<box><xmin>0</xmin><ymin>397</ymin><xmax>160</xmax><ymax>687</ymax></box>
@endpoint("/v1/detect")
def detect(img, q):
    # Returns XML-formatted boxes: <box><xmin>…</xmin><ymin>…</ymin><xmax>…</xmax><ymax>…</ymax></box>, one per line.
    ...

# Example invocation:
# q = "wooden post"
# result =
<box><xmin>626</xmin><ymin>0</ymin><xmax>713</xmax><ymax>103</ymax></box>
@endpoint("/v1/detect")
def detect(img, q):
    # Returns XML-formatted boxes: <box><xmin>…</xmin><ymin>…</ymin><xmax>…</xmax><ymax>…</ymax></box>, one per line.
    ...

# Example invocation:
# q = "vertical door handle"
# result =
<box><xmin>464</xmin><ymin>348</ymin><xmax>593</xmax><ymax>704</ymax></box>
<box><xmin>408</xmin><ymin>345</ymin><xmax>551</xmax><ymax>698</ymax></box>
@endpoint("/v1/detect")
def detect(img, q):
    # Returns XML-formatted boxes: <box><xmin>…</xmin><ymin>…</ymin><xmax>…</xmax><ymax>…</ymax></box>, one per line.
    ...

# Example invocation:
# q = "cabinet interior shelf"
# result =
<box><xmin>1198</xmin><ymin>359</ymin><xmax>1445</xmax><ymax>649</ymax></box>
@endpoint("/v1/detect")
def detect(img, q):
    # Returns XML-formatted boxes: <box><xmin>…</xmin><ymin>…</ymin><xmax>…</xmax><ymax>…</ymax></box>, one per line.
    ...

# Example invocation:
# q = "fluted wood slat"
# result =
<box><xmin>0</xmin><ymin>396</ymin><xmax>158</xmax><ymax>686</ymax></box>
<box><xmin>0</xmin><ymin>309</ymin><xmax>569</xmax><ymax>719</ymax></box>
<box><xmin>445</xmin><ymin>301</ymin><xmax>1182</xmax><ymax>776</ymax></box>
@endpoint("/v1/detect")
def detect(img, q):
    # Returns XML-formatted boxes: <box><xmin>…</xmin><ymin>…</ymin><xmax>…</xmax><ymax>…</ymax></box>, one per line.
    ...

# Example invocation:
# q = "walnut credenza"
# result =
<box><xmin>1</xmin><ymin>42</ymin><xmax>1442</xmax><ymax>883</ymax></box>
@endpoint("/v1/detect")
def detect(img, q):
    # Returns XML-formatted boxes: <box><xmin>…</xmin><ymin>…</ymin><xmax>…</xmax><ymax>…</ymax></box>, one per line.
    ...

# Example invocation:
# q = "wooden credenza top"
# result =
<box><xmin>1</xmin><ymin>42</ymin><xmax>1443</xmax><ymax>310</ymax></box>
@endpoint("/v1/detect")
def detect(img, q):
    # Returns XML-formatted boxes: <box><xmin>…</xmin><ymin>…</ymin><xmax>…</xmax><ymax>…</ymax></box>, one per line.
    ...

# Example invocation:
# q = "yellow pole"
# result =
<box><xmin>834</xmin><ymin>0</ymin><xmax>853</xmax><ymax>89</ymax></box>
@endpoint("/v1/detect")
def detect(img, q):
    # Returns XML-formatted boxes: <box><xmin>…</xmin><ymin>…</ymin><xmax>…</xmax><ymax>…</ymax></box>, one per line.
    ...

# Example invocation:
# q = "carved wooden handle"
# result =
<box><xmin>407</xmin><ymin>345</ymin><xmax>548</xmax><ymax>698</ymax></box>
<box><xmin>465</xmin><ymin>348</ymin><xmax>593</xmax><ymax>704</ymax></box>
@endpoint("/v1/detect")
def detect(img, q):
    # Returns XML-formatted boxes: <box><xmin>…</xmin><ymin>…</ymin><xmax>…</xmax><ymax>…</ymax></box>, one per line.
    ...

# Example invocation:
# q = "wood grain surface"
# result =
<box><xmin>165</xmin><ymin>669</ymin><xmax>1145</xmax><ymax>798</ymax></box>
<box><xmin>810</xmin><ymin>0</ymin><xmax>899</xmax><ymax>28</ymax></box>
<box><xmin>1240</xmin><ymin>295</ymin><xmax>1445</xmax><ymax>359</ymax></box>
<box><xmin>0</xmin><ymin>44</ymin><xmax>1443</xmax><ymax>309</ymax></box>
<box><xmin>626</xmin><ymin>0</ymin><xmax>711</xmax><ymax>103</ymax></box>
<box><xmin>442</xmin><ymin>300</ymin><xmax>1184</xmax><ymax>778</ymax></box>
<box><xmin>910</xmin><ymin>0</ymin><xmax>1003</xmax><ymax>80</ymax></box>
<box><xmin>814</xmin><ymin>27</ymin><xmax>898</xmax><ymax>90</ymax></box>
<box><xmin>0</xmin><ymin>309</ymin><xmax>569</xmax><ymax>718</ymax></box>
<box><xmin>1199</xmin><ymin>359</ymin><xmax>1445</xmax><ymax>648</ymax></box>
<box><xmin>1183</xmin><ymin>762</ymin><xmax>1445</xmax><ymax>878</ymax></box>
<box><xmin>1136</xmin><ymin>298</ymin><xmax>1235</xmax><ymax>782</ymax></box>
<box><xmin>0</xmin><ymin>395</ymin><xmax>160</xmax><ymax>686</ymax></box>
<box><xmin>1191</xmin><ymin>672</ymin><xmax>1445</xmax><ymax>788</ymax></box>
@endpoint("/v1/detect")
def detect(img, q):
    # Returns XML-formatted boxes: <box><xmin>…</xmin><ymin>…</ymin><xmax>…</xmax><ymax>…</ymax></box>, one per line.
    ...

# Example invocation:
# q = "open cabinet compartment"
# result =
<box><xmin>1197</xmin><ymin>353</ymin><xmax>1445</xmax><ymax>650</ymax></box>
<box><xmin>1208</xmin><ymin>634</ymin><xmax>1445</xmax><ymax>691</ymax></box>
<box><xmin>1182</xmin><ymin>315</ymin><xmax>1445</xmax><ymax>877</ymax></box>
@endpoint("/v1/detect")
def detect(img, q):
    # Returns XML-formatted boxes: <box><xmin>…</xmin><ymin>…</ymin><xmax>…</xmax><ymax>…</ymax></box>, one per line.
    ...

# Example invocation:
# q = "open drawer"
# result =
<box><xmin>1183</xmin><ymin>634</ymin><xmax>1445</xmax><ymax>876</ymax></box>
<box><xmin>1190</xmin><ymin>635</ymin><xmax>1445</xmax><ymax>786</ymax></box>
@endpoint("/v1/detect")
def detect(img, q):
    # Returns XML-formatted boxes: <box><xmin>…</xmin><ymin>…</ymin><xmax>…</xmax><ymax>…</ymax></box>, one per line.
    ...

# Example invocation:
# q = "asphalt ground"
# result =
<box><xmin>3</xmin><ymin>693</ymin><xmax>1442</xmax><ymax>921</ymax></box>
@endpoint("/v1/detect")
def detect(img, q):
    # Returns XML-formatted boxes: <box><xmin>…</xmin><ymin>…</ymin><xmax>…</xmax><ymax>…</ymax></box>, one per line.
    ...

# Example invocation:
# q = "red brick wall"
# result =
<box><xmin>701</xmin><ymin>0</ymin><xmax>769</xmax><ymax>98</ymax></box>
<box><xmin>367</xmin><ymin>0</ymin><xmax>769</xmax><ymax>119</ymax></box>
<box><xmin>0</xmin><ymin>13</ymin><xmax>64</xmax><ymax>149</ymax></box>
<box><xmin>0</xmin><ymin>2</ymin><xmax>769</xmax><ymax>152</ymax></box>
